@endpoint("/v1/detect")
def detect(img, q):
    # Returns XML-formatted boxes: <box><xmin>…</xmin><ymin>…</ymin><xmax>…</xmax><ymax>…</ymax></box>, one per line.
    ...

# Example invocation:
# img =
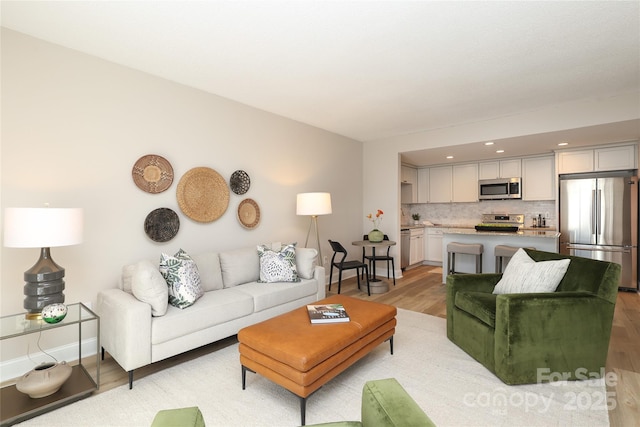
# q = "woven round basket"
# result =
<box><xmin>144</xmin><ymin>208</ymin><xmax>180</xmax><ymax>242</ymax></box>
<box><xmin>176</xmin><ymin>167</ymin><xmax>230</xmax><ymax>222</ymax></box>
<box><xmin>237</xmin><ymin>198</ymin><xmax>260</xmax><ymax>229</ymax></box>
<box><xmin>132</xmin><ymin>154</ymin><xmax>174</xmax><ymax>193</ymax></box>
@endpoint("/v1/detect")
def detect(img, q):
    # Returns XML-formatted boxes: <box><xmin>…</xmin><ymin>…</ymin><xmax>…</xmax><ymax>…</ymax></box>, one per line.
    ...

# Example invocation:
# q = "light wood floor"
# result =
<box><xmin>96</xmin><ymin>265</ymin><xmax>639</xmax><ymax>425</ymax></box>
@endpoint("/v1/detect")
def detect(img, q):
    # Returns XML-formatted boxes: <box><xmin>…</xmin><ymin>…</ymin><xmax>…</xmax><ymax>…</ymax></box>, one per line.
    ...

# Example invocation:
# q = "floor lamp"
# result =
<box><xmin>4</xmin><ymin>207</ymin><xmax>84</xmax><ymax>319</ymax></box>
<box><xmin>296</xmin><ymin>192</ymin><xmax>332</xmax><ymax>262</ymax></box>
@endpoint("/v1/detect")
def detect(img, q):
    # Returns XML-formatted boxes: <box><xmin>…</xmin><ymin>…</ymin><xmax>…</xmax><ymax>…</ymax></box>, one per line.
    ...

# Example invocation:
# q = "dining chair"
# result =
<box><xmin>328</xmin><ymin>240</ymin><xmax>370</xmax><ymax>296</ymax></box>
<box><xmin>361</xmin><ymin>234</ymin><xmax>396</xmax><ymax>286</ymax></box>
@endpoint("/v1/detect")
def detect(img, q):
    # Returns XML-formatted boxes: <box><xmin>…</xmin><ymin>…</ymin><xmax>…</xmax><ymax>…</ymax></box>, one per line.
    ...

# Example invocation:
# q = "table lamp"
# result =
<box><xmin>3</xmin><ymin>207</ymin><xmax>84</xmax><ymax>319</ymax></box>
<box><xmin>296</xmin><ymin>192</ymin><xmax>332</xmax><ymax>262</ymax></box>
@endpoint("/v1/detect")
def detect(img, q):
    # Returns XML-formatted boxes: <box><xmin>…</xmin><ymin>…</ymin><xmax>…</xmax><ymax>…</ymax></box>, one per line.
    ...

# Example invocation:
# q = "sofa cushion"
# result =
<box><xmin>296</xmin><ymin>248</ymin><xmax>318</xmax><ymax>280</ymax></box>
<box><xmin>235</xmin><ymin>279</ymin><xmax>319</xmax><ymax>312</ymax></box>
<box><xmin>257</xmin><ymin>243</ymin><xmax>300</xmax><ymax>283</ymax></box>
<box><xmin>219</xmin><ymin>247</ymin><xmax>260</xmax><ymax>288</ymax></box>
<box><xmin>159</xmin><ymin>249</ymin><xmax>204</xmax><ymax>309</ymax></box>
<box><xmin>151</xmin><ymin>289</ymin><xmax>254</xmax><ymax>345</ymax></box>
<box><xmin>493</xmin><ymin>249</ymin><xmax>570</xmax><ymax>295</ymax></box>
<box><xmin>190</xmin><ymin>252</ymin><xmax>224</xmax><ymax>292</ymax></box>
<box><xmin>455</xmin><ymin>291</ymin><xmax>497</xmax><ymax>327</ymax></box>
<box><xmin>131</xmin><ymin>260</ymin><xmax>169</xmax><ymax>317</ymax></box>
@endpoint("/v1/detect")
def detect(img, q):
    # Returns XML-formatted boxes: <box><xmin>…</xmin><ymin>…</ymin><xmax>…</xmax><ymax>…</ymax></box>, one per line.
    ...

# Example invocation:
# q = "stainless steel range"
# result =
<box><xmin>476</xmin><ymin>213</ymin><xmax>524</xmax><ymax>232</ymax></box>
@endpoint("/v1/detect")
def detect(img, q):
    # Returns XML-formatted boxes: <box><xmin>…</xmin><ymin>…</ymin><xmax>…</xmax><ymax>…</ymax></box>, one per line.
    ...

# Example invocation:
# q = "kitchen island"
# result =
<box><xmin>441</xmin><ymin>228</ymin><xmax>561</xmax><ymax>283</ymax></box>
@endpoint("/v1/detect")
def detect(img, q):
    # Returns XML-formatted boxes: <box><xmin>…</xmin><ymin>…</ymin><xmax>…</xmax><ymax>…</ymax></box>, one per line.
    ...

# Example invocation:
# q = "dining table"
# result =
<box><xmin>351</xmin><ymin>239</ymin><xmax>396</xmax><ymax>294</ymax></box>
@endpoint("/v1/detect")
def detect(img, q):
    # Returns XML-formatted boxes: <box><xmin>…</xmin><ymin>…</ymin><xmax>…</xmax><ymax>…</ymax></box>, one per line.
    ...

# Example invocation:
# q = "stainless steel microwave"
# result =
<box><xmin>478</xmin><ymin>177</ymin><xmax>522</xmax><ymax>200</ymax></box>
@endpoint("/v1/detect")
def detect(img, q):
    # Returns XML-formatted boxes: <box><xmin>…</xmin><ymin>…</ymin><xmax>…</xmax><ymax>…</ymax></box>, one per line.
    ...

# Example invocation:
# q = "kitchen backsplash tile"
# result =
<box><xmin>402</xmin><ymin>200</ymin><xmax>556</xmax><ymax>228</ymax></box>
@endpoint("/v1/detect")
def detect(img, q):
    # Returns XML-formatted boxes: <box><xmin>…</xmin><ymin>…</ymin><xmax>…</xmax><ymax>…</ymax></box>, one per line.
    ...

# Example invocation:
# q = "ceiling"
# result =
<box><xmin>2</xmin><ymin>1</ymin><xmax>639</xmax><ymax>166</ymax></box>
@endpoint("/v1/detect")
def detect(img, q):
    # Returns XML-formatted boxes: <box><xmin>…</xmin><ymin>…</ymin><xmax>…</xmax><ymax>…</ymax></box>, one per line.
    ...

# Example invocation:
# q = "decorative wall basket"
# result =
<box><xmin>237</xmin><ymin>198</ymin><xmax>260</xmax><ymax>229</ymax></box>
<box><xmin>230</xmin><ymin>170</ymin><xmax>251</xmax><ymax>195</ymax></box>
<box><xmin>176</xmin><ymin>167</ymin><xmax>229</xmax><ymax>222</ymax></box>
<box><xmin>16</xmin><ymin>361</ymin><xmax>72</xmax><ymax>398</ymax></box>
<box><xmin>144</xmin><ymin>208</ymin><xmax>180</xmax><ymax>242</ymax></box>
<box><xmin>132</xmin><ymin>154</ymin><xmax>174</xmax><ymax>193</ymax></box>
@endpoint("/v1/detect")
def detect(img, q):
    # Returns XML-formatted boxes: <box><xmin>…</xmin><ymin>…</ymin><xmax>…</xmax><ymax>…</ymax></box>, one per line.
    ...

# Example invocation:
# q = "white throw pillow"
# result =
<box><xmin>493</xmin><ymin>249</ymin><xmax>570</xmax><ymax>295</ymax></box>
<box><xmin>219</xmin><ymin>247</ymin><xmax>260</xmax><ymax>288</ymax></box>
<box><xmin>295</xmin><ymin>247</ymin><xmax>318</xmax><ymax>280</ymax></box>
<box><xmin>257</xmin><ymin>244</ymin><xmax>300</xmax><ymax>283</ymax></box>
<box><xmin>131</xmin><ymin>260</ymin><xmax>169</xmax><ymax>316</ymax></box>
<box><xmin>159</xmin><ymin>249</ymin><xmax>204</xmax><ymax>309</ymax></box>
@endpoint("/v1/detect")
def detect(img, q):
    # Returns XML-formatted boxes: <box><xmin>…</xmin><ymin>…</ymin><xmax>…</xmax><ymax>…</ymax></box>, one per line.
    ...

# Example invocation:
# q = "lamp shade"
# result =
<box><xmin>4</xmin><ymin>208</ymin><xmax>84</xmax><ymax>248</ymax></box>
<box><xmin>296</xmin><ymin>193</ymin><xmax>332</xmax><ymax>216</ymax></box>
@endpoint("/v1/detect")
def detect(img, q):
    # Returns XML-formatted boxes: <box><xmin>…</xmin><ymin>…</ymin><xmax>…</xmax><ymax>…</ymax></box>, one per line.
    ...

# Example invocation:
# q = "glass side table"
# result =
<box><xmin>0</xmin><ymin>303</ymin><xmax>100</xmax><ymax>426</ymax></box>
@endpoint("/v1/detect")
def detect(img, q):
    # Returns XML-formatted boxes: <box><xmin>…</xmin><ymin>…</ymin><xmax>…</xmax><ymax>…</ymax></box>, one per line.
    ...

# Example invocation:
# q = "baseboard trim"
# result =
<box><xmin>0</xmin><ymin>338</ymin><xmax>98</xmax><ymax>383</ymax></box>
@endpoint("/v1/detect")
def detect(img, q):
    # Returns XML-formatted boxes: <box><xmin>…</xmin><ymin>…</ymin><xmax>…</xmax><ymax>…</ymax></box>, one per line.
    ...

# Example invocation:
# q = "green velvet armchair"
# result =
<box><xmin>447</xmin><ymin>249</ymin><xmax>621</xmax><ymax>385</ymax></box>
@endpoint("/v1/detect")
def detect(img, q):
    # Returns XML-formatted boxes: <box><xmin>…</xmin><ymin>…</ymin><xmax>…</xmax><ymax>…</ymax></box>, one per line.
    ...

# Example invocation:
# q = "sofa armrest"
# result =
<box><xmin>494</xmin><ymin>291</ymin><xmax>615</xmax><ymax>384</ymax></box>
<box><xmin>96</xmin><ymin>289</ymin><xmax>152</xmax><ymax>372</ymax></box>
<box><xmin>446</xmin><ymin>273</ymin><xmax>501</xmax><ymax>338</ymax></box>
<box><xmin>314</xmin><ymin>265</ymin><xmax>326</xmax><ymax>300</ymax></box>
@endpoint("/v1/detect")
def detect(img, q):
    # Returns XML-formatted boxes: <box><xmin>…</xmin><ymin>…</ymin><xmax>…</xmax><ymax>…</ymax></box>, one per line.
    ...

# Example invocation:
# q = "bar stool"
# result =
<box><xmin>494</xmin><ymin>245</ymin><xmax>536</xmax><ymax>273</ymax></box>
<box><xmin>447</xmin><ymin>242</ymin><xmax>483</xmax><ymax>274</ymax></box>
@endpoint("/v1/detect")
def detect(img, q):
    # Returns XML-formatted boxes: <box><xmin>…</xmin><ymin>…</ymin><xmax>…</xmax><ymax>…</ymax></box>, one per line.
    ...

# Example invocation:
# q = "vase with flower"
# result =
<box><xmin>366</xmin><ymin>209</ymin><xmax>384</xmax><ymax>242</ymax></box>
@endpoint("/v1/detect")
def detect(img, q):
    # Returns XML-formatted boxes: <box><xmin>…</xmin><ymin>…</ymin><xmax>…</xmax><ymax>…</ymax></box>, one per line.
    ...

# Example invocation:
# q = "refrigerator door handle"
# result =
<box><xmin>565</xmin><ymin>244</ymin><xmax>633</xmax><ymax>254</ymax></box>
<box><xmin>597</xmin><ymin>189</ymin><xmax>602</xmax><ymax>237</ymax></box>
<box><xmin>591</xmin><ymin>189</ymin><xmax>596</xmax><ymax>236</ymax></box>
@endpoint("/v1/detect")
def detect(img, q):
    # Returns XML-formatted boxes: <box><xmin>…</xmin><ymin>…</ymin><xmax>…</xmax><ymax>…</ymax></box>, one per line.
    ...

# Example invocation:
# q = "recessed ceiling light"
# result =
<box><xmin>484</xmin><ymin>142</ymin><xmax>494</xmax><ymax>146</ymax></box>
<box><xmin>446</xmin><ymin>155</ymin><xmax>454</xmax><ymax>159</ymax></box>
<box><xmin>496</xmin><ymin>150</ymin><xmax>505</xmax><ymax>153</ymax></box>
<box><xmin>558</xmin><ymin>142</ymin><xmax>569</xmax><ymax>146</ymax></box>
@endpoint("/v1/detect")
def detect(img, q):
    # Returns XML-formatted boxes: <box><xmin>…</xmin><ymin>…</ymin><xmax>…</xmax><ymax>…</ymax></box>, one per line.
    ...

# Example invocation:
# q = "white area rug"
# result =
<box><xmin>19</xmin><ymin>309</ymin><xmax>609</xmax><ymax>426</ymax></box>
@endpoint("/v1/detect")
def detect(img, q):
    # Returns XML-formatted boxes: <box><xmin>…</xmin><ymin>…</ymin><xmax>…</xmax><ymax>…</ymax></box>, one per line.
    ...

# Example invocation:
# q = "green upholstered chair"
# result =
<box><xmin>304</xmin><ymin>378</ymin><xmax>435</xmax><ymax>427</ymax></box>
<box><xmin>447</xmin><ymin>249</ymin><xmax>621</xmax><ymax>385</ymax></box>
<box><xmin>151</xmin><ymin>406</ymin><xmax>205</xmax><ymax>427</ymax></box>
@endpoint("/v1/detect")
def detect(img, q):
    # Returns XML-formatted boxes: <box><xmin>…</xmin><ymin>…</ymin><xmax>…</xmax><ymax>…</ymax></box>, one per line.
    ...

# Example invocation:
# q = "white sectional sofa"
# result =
<box><xmin>97</xmin><ymin>244</ymin><xmax>325</xmax><ymax>388</ymax></box>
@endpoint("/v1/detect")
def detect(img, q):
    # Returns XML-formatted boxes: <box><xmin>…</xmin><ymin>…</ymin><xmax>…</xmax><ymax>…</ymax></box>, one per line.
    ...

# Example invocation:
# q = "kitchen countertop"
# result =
<box><xmin>444</xmin><ymin>227</ymin><xmax>560</xmax><ymax>238</ymax></box>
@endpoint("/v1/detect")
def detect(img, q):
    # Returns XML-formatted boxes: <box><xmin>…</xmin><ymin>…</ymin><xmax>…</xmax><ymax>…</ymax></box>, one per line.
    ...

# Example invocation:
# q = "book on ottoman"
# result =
<box><xmin>307</xmin><ymin>304</ymin><xmax>350</xmax><ymax>324</ymax></box>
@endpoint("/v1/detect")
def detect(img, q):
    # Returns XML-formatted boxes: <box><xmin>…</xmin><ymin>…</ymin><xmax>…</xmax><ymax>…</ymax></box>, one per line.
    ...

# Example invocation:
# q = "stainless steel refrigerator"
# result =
<box><xmin>559</xmin><ymin>170</ymin><xmax>638</xmax><ymax>291</ymax></box>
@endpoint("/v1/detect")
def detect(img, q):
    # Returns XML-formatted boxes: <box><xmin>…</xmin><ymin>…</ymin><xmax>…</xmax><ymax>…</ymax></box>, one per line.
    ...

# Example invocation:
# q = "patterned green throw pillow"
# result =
<box><xmin>257</xmin><ymin>244</ymin><xmax>300</xmax><ymax>283</ymax></box>
<box><xmin>159</xmin><ymin>249</ymin><xmax>204</xmax><ymax>308</ymax></box>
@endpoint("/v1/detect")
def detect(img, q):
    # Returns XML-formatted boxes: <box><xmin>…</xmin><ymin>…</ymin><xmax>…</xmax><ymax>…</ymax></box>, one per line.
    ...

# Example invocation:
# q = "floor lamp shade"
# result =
<box><xmin>4</xmin><ymin>208</ymin><xmax>84</xmax><ymax>317</ymax></box>
<box><xmin>296</xmin><ymin>192</ymin><xmax>332</xmax><ymax>216</ymax></box>
<box><xmin>296</xmin><ymin>193</ymin><xmax>332</xmax><ymax>262</ymax></box>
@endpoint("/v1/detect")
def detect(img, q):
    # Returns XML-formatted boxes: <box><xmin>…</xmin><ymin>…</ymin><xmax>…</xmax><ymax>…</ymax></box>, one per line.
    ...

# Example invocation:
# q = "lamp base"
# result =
<box><xmin>23</xmin><ymin>248</ymin><xmax>66</xmax><ymax>316</ymax></box>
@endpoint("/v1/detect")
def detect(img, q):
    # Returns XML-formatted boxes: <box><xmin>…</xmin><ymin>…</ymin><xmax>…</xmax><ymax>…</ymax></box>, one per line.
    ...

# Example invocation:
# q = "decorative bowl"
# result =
<box><xmin>16</xmin><ymin>361</ymin><xmax>72</xmax><ymax>398</ymax></box>
<box><xmin>42</xmin><ymin>303</ymin><xmax>67</xmax><ymax>324</ymax></box>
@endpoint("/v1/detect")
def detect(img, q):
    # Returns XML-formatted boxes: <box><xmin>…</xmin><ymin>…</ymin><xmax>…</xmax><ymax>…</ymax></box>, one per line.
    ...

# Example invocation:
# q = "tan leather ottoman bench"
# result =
<box><xmin>238</xmin><ymin>294</ymin><xmax>397</xmax><ymax>425</ymax></box>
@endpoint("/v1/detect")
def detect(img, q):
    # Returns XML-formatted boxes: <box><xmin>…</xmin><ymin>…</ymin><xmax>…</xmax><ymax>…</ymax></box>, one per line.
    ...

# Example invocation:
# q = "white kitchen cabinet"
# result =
<box><xmin>417</xmin><ymin>168</ymin><xmax>429</xmax><ymax>203</ymax></box>
<box><xmin>595</xmin><ymin>145</ymin><xmax>637</xmax><ymax>171</ymax></box>
<box><xmin>452</xmin><ymin>163</ymin><xmax>478</xmax><ymax>202</ymax></box>
<box><xmin>409</xmin><ymin>228</ymin><xmax>424</xmax><ymax>265</ymax></box>
<box><xmin>428</xmin><ymin>166</ymin><xmax>452</xmax><ymax>203</ymax></box>
<box><xmin>557</xmin><ymin>150</ymin><xmax>594</xmax><ymax>174</ymax></box>
<box><xmin>401</xmin><ymin>165</ymin><xmax>417</xmax><ymax>185</ymax></box>
<box><xmin>478</xmin><ymin>159</ymin><xmax>521</xmax><ymax>179</ymax></box>
<box><xmin>400</xmin><ymin>165</ymin><xmax>418</xmax><ymax>203</ymax></box>
<box><xmin>557</xmin><ymin>144</ymin><xmax>637</xmax><ymax>174</ymax></box>
<box><xmin>424</xmin><ymin>227</ymin><xmax>444</xmax><ymax>264</ymax></box>
<box><xmin>522</xmin><ymin>156</ymin><xmax>555</xmax><ymax>200</ymax></box>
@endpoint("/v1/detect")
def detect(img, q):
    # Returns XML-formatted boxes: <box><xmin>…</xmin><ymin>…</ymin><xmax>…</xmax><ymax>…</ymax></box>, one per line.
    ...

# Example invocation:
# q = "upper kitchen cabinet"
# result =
<box><xmin>401</xmin><ymin>165</ymin><xmax>418</xmax><ymax>203</ymax></box>
<box><xmin>417</xmin><ymin>168</ymin><xmax>429</xmax><ymax>203</ymax></box>
<box><xmin>522</xmin><ymin>155</ymin><xmax>555</xmax><ymax>200</ymax></box>
<box><xmin>557</xmin><ymin>144</ymin><xmax>637</xmax><ymax>174</ymax></box>
<box><xmin>452</xmin><ymin>163</ymin><xmax>479</xmax><ymax>202</ymax></box>
<box><xmin>429</xmin><ymin>166</ymin><xmax>453</xmax><ymax>203</ymax></box>
<box><xmin>478</xmin><ymin>159</ymin><xmax>521</xmax><ymax>180</ymax></box>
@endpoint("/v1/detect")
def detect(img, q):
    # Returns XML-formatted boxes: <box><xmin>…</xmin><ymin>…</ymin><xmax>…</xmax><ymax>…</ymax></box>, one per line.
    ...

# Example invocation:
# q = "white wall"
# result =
<box><xmin>0</xmin><ymin>29</ymin><xmax>364</xmax><ymax>317</ymax></box>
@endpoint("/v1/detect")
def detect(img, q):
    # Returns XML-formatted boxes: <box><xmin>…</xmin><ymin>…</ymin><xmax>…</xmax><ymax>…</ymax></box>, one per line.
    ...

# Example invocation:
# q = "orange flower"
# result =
<box><xmin>366</xmin><ymin>210</ymin><xmax>384</xmax><ymax>229</ymax></box>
